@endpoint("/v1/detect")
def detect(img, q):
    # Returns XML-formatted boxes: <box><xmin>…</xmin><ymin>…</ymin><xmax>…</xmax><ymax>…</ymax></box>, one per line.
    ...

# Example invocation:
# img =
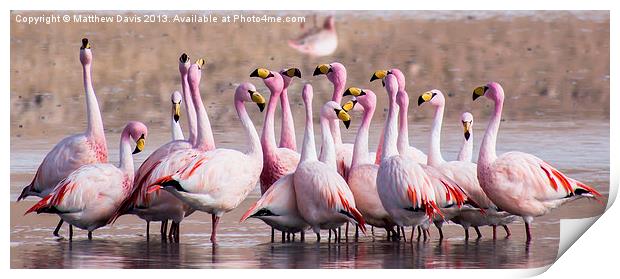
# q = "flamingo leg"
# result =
<box><xmin>316</xmin><ymin>232</ymin><xmax>321</xmax><ymax>242</ymax></box>
<box><xmin>474</xmin><ymin>226</ymin><xmax>482</xmax><ymax>239</ymax></box>
<box><xmin>503</xmin><ymin>225</ymin><xmax>511</xmax><ymax>238</ymax></box>
<box><xmin>355</xmin><ymin>225</ymin><xmax>359</xmax><ymax>241</ymax></box>
<box><xmin>53</xmin><ymin>219</ymin><xmax>64</xmax><ymax>237</ymax></box>
<box><xmin>344</xmin><ymin>223</ymin><xmax>348</xmax><ymax>241</ymax></box>
<box><xmin>464</xmin><ymin>227</ymin><xmax>469</xmax><ymax>241</ymax></box>
<box><xmin>417</xmin><ymin>226</ymin><xmax>422</xmax><ymax>241</ymax></box>
<box><xmin>410</xmin><ymin>226</ymin><xmax>415</xmax><ymax>242</ymax></box>
<box><xmin>524</xmin><ymin>222</ymin><xmax>532</xmax><ymax>242</ymax></box>
<box><xmin>168</xmin><ymin>222</ymin><xmax>176</xmax><ymax>240</ymax></box>
<box><xmin>176</xmin><ymin>222</ymin><xmax>180</xmax><ymax>242</ymax></box>
<box><xmin>282</xmin><ymin>231</ymin><xmax>285</xmax><ymax>243</ymax></box>
<box><xmin>371</xmin><ymin>226</ymin><xmax>375</xmax><ymax>236</ymax></box>
<box><xmin>287</xmin><ymin>232</ymin><xmax>291</xmax><ymax>242</ymax></box>
<box><xmin>271</xmin><ymin>227</ymin><xmax>275</xmax><ymax>243</ymax></box>
<box><xmin>88</xmin><ymin>231</ymin><xmax>92</xmax><ymax>240</ymax></box>
<box><xmin>338</xmin><ymin>227</ymin><xmax>342</xmax><ymax>243</ymax></box>
<box><xmin>328</xmin><ymin>229</ymin><xmax>332</xmax><ymax>242</ymax></box>
<box><xmin>437</xmin><ymin>226</ymin><xmax>444</xmax><ymax>240</ymax></box>
<box><xmin>161</xmin><ymin>220</ymin><xmax>168</xmax><ymax>236</ymax></box>
<box><xmin>292</xmin><ymin>233</ymin><xmax>296</xmax><ymax>242</ymax></box>
<box><xmin>423</xmin><ymin>229</ymin><xmax>429</xmax><ymax>241</ymax></box>
<box><xmin>492</xmin><ymin>225</ymin><xmax>497</xmax><ymax>240</ymax></box>
<box><xmin>146</xmin><ymin>221</ymin><xmax>150</xmax><ymax>240</ymax></box>
<box><xmin>211</xmin><ymin>214</ymin><xmax>220</xmax><ymax>244</ymax></box>
<box><xmin>301</xmin><ymin>230</ymin><xmax>305</xmax><ymax>242</ymax></box>
<box><xmin>69</xmin><ymin>225</ymin><xmax>73</xmax><ymax>241</ymax></box>
<box><xmin>401</xmin><ymin>226</ymin><xmax>406</xmax><ymax>242</ymax></box>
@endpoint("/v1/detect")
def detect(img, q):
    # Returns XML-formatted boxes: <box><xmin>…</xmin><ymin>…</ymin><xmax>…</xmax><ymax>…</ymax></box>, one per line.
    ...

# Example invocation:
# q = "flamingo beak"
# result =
<box><xmin>285</xmin><ymin>68</ymin><xmax>302</xmax><ymax>78</ymax></box>
<box><xmin>335</xmin><ymin>109</ymin><xmax>352</xmax><ymax>129</ymax></box>
<box><xmin>249</xmin><ymin>90</ymin><xmax>266</xmax><ymax>112</ymax></box>
<box><xmin>463</xmin><ymin>121</ymin><xmax>472</xmax><ymax>140</ymax></box>
<box><xmin>173</xmin><ymin>102</ymin><xmax>181</xmax><ymax>122</ymax></box>
<box><xmin>473</xmin><ymin>85</ymin><xmax>488</xmax><ymax>101</ymax></box>
<box><xmin>343</xmin><ymin>87</ymin><xmax>365</xmax><ymax>97</ymax></box>
<box><xmin>179</xmin><ymin>53</ymin><xmax>189</xmax><ymax>63</ymax></box>
<box><xmin>370</xmin><ymin>70</ymin><xmax>388</xmax><ymax>82</ymax></box>
<box><xmin>342</xmin><ymin>99</ymin><xmax>358</xmax><ymax>112</ymax></box>
<box><xmin>417</xmin><ymin>91</ymin><xmax>433</xmax><ymax>106</ymax></box>
<box><xmin>133</xmin><ymin>135</ymin><xmax>145</xmax><ymax>154</ymax></box>
<box><xmin>81</xmin><ymin>38</ymin><xmax>90</xmax><ymax>49</ymax></box>
<box><xmin>313</xmin><ymin>64</ymin><xmax>332</xmax><ymax>76</ymax></box>
<box><xmin>195</xmin><ymin>58</ymin><xmax>205</xmax><ymax>69</ymax></box>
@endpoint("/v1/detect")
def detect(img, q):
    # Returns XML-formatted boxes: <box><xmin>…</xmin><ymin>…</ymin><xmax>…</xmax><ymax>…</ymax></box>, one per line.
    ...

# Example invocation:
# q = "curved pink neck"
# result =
<box><xmin>428</xmin><ymin>103</ymin><xmax>446</xmax><ymax>166</ymax></box>
<box><xmin>118</xmin><ymin>131</ymin><xmax>135</xmax><ymax>179</ymax></box>
<box><xmin>351</xmin><ymin>103</ymin><xmax>375</xmax><ymax>169</ymax></box>
<box><xmin>381</xmin><ymin>93</ymin><xmax>399</xmax><ymax>161</ymax></box>
<box><xmin>82</xmin><ymin>63</ymin><xmax>106</xmax><ymax>145</ymax></box>
<box><xmin>235</xmin><ymin>96</ymin><xmax>261</xmax><ymax>158</ymax></box>
<box><xmin>300</xmin><ymin>93</ymin><xmax>317</xmax><ymax>163</ymax></box>
<box><xmin>479</xmin><ymin>97</ymin><xmax>503</xmax><ymax>167</ymax></box>
<box><xmin>181</xmin><ymin>69</ymin><xmax>197</xmax><ymax>145</ymax></box>
<box><xmin>279</xmin><ymin>87</ymin><xmax>296</xmax><ymax>151</ymax></box>
<box><xmin>329</xmin><ymin>81</ymin><xmax>345</xmax><ymax>144</ymax></box>
<box><xmin>397</xmin><ymin>90</ymin><xmax>410</xmax><ymax>156</ymax></box>
<box><xmin>319</xmin><ymin>115</ymin><xmax>337</xmax><ymax>170</ymax></box>
<box><xmin>261</xmin><ymin>85</ymin><xmax>281</xmax><ymax>156</ymax></box>
<box><xmin>190</xmin><ymin>75</ymin><xmax>215</xmax><ymax>152</ymax></box>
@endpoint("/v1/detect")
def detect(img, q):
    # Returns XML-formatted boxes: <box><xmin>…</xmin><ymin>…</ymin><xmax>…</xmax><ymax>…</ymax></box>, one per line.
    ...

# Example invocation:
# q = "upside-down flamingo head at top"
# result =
<box><xmin>321</xmin><ymin>101</ymin><xmax>352</xmax><ymax>129</ymax></box>
<box><xmin>313</xmin><ymin>62</ymin><xmax>347</xmax><ymax>86</ymax></box>
<box><xmin>171</xmin><ymin>91</ymin><xmax>182</xmax><ymax>123</ymax></box>
<box><xmin>250</xmin><ymin>68</ymin><xmax>284</xmax><ymax>96</ymax></box>
<box><xmin>235</xmin><ymin>82</ymin><xmax>266</xmax><ymax>112</ymax></box>
<box><xmin>178</xmin><ymin>53</ymin><xmax>191</xmax><ymax>75</ymax></box>
<box><xmin>417</xmin><ymin>89</ymin><xmax>445</xmax><ymax>107</ymax></box>
<box><xmin>280</xmin><ymin>68</ymin><xmax>302</xmax><ymax>89</ymax></box>
<box><xmin>472</xmin><ymin>82</ymin><xmax>505</xmax><ymax>104</ymax></box>
<box><xmin>461</xmin><ymin>112</ymin><xmax>473</xmax><ymax>141</ymax></box>
<box><xmin>79</xmin><ymin>38</ymin><xmax>92</xmax><ymax>66</ymax></box>
<box><xmin>123</xmin><ymin>121</ymin><xmax>148</xmax><ymax>154</ymax></box>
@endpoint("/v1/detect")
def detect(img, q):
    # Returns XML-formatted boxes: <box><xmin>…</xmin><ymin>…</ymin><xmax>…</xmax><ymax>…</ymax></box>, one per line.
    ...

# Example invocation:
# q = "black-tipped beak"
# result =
<box><xmin>293</xmin><ymin>68</ymin><xmax>302</xmax><ymax>78</ymax></box>
<box><xmin>417</xmin><ymin>95</ymin><xmax>425</xmax><ymax>106</ymax></box>
<box><xmin>81</xmin><ymin>38</ymin><xmax>90</xmax><ymax>49</ymax></box>
<box><xmin>257</xmin><ymin>103</ymin><xmax>265</xmax><ymax>112</ymax></box>
<box><xmin>464</xmin><ymin>130</ymin><xmax>471</xmax><ymax>141</ymax></box>
<box><xmin>472</xmin><ymin>85</ymin><xmax>488</xmax><ymax>101</ymax></box>
<box><xmin>173</xmin><ymin>114</ymin><xmax>180</xmax><ymax>122</ymax></box>
<box><xmin>472</xmin><ymin>93</ymin><xmax>481</xmax><ymax>101</ymax></box>
<box><xmin>370</xmin><ymin>75</ymin><xmax>379</xmax><ymax>82</ymax></box>
<box><xmin>381</xmin><ymin>80</ymin><xmax>385</xmax><ymax>87</ymax></box>
<box><xmin>343</xmin><ymin>120</ymin><xmax>351</xmax><ymax>129</ymax></box>
<box><xmin>313</xmin><ymin>67</ymin><xmax>322</xmax><ymax>76</ymax></box>
<box><xmin>132</xmin><ymin>146</ymin><xmax>141</xmax><ymax>154</ymax></box>
<box><xmin>180</xmin><ymin>53</ymin><xmax>189</xmax><ymax>63</ymax></box>
<box><xmin>250</xmin><ymin>69</ymin><xmax>260</xmax><ymax>78</ymax></box>
<box><xmin>343</xmin><ymin>89</ymin><xmax>352</xmax><ymax>96</ymax></box>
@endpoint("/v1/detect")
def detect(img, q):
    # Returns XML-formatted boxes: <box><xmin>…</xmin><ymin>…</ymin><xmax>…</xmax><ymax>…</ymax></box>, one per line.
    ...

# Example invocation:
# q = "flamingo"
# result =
<box><xmin>312</xmin><ymin>62</ymin><xmax>354</xmax><ymax>179</ymax></box>
<box><xmin>239</xmin><ymin>83</ymin><xmax>316</xmax><ymax>242</ymax></box>
<box><xmin>278</xmin><ymin>68</ymin><xmax>301</xmax><ymax>151</ymax></box>
<box><xmin>288</xmin><ymin>15</ymin><xmax>337</xmax><ymax>57</ymax></box>
<box><xmin>170</xmin><ymin>91</ymin><xmax>184</xmax><ymax>141</ymax></box>
<box><xmin>292</xmin><ymin>92</ymin><xmax>366</xmax><ymax>241</ymax></box>
<box><xmin>456</xmin><ymin>112</ymin><xmax>474</xmax><ymax>162</ymax></box>
<box><xmin>472</xmin><ymin>82</ymin><xmax>602</xmax><ymax>242</ymax></box>
<box><xmin>17</xmin><ymin>38</ymin><xmax>108</xmax><ymax>237</ymax></box>
<box><xmin>342</xmin><ymin>87</ymin><xmax>396</xmax><ymax>239</ymax></box>
<box><xmin>112</xmin><ymin>56</ymin><xmax>209</xmax><ymax>241</ymax></box>
<box><xmin>250</xmin><ymin>68</ymin><xmax>301</xmax><ymax>241</ymax></box>
<box><xmin>377</xmin><ymin>74</ymin><xmax>467</xmax><ymax>242</ymax></box>
<box><xmin>370</xmin><ymin>69</ymin><xmax>427</xmax><ymax>165</ymax></box>
<box><xmin>25</xmin><ymin>121</ymin><xmax>148</xmax><ymax>241</ymax></box>
<box><xmin>148</xmin><ymin>82</ymin><xmax>266</xmax><ymax>244</ymax></box>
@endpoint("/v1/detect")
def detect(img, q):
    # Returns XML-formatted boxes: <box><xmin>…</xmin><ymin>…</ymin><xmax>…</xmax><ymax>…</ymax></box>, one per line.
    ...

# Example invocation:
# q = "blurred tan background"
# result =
<box><xmin>10</xmin><ymin>11</ymin><xmax>609</xmax><ymax>140</ymax></box>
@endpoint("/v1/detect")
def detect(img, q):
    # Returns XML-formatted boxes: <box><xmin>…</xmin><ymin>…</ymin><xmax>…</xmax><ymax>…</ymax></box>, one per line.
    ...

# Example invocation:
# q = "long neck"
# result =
<box><xmin>181</xmin><ymin>72</ymin><xmax>197</xmax><ymax>145</ymax></box>
<box><xmin>381</xmin><ymin>96</ymin><xmax>399</xmax><ymax>161</ymax></box>
<box><xmin>397</xmin><ymin>92</ymin><xmax>410</xmax><ymax>155</ymax></box>
<box><xmin>83</xmin><ymin>63</ymin><xmax>105</xmax><ymax>142</ymax></box>
<box><xmin>320</xmin><ymin>116</ymin><xmax>337</xmax><ymax>170</ymax></box>
<box><xmin>479</xmin><ymin>98</ymin><xmax>502</xmax><ymax>167</ymax></box>
<box><xmin>351</xmin><ymin>105</ymin><xmax>374</xmax><ymax>168</ymax></box>
<box><xmin>457</xmin><ymin>133</ymin><xmax>473</xmax><ymax>162</ymax></box>
<box><xmin>118</xmin><ymin>133</ymin><xmax>134</xmax><ymax>179</ymax></box>
<box><xmin>171</xmin><ymin>118</ymin><xmax>184</xmax><ymax>141</ymax></box>
<box><xmin>235</xmin><ymin>99</ymin><xmax>262</xmax><ymax>158</ymax></box>
<box><xmin>329</xmin><ymin>81</ymin><xmax>345</xmax><ymax>145</ymax></box>
<box><xmin>279</xmin><ymin>87</ymin><xmax>296</xmax><ymax>150</ymax></box>
<box><xmin>428</xmin><ymin>103</ymin><xmax>446</xmax><ymax>166</ymax></box>
<box><xmin>300</xmin><ymin>98</ymin><xmax>317</xmax><ymax>163</ymax></box>
<box><xmin>191</xmin><ymin>80</ymin><xmax>215</xmax><ymax>151</ymax></box>
<box><xmin>261</xmin><ymin>87</ymin><xmax>280</xmax><ymax>155</ymax></box>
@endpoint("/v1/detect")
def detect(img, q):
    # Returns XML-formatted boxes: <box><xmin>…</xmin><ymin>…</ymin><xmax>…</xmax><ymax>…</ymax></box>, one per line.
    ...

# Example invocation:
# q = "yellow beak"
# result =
<box><xmin>133</xmin><ymin>136</ymin><xmax>145</xmax><ymax>154</ymax></box>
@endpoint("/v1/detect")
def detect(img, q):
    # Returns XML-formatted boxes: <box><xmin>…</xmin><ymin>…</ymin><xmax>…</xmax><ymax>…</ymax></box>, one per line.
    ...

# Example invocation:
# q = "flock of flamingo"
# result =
<box><xmin>18</xmin><ymin>38</ymin><xmax>602</xmax><ymax>246</ymax></box>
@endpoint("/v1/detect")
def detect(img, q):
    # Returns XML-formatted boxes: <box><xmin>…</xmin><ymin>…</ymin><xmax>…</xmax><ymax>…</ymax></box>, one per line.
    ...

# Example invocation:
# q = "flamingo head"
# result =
<box><xmin>370</xmin><ymin>68</ymin><xmax>406</xmax><ymax>90</ymax></box>
<box><xmin>344</xmin><ymin>88</ymin><xmax>376</xmax><ymax>113</ymax></box>
<box><xmin>236</xmin><ymin>82</ymin><xmax>266</xmax><ymax>112</ymax></box>
<box><xmin>313</xmin><ymin>62</ymin><xmax>346</xmax><ymax>86</ymax></box>
<box><xmin>250</xmin><ymin>68</ymin><xmax>284</xmax><ymax>96</ymax></box>
<box><xmin>188</xmin><ymin>58</ymin><xmax>205</xmax><ymax>88</ymax></box>
<box><xmin>473</xmin><ymin>82</ymin><xmax>505</xmax><ymax>103</ymax></box>
<box><xmin>417</xmin><ymin>89</ymin><xmax>444</xmax><ymax>108</ymax></box>
<box><xmin>321</xmin><ymin>101</ymin><xmax>352</xmax><ymax>129</ymax></box>
<box><xmin>280</xmin><ymin>67</ymin><xmax>302</xmax><ymax>88</ymax></box>
<box><xmin>79</xmin><ymin>38</ymin><xmax>92</xmax><ymax>66</ymax></box>
<box><xmin>461</xmin><ymin>112</ymin><xmax>474</xmax><ymax>141</ymax></box>
<box><xmin>178</xmin><ymin>53</ymin><xmax>191</xmax><ymax>76</ymax></box>
<box><xmin>123</xmin><ymin>121</ymin><xmax>148</xmax><ymax>155</ymax></box>
<box><xmin>171</xmin><ymin>91</ymin><xmax>182</xmax><ymax>123</ymax></box>
<box><xmin>384</xmin><ymin>74</ymin><xmax>399</xmax><ymax>100</ymax></box>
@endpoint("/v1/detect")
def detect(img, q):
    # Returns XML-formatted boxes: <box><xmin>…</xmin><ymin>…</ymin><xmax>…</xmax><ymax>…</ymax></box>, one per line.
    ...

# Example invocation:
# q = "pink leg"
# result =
<box><xmin>211</xmin><ymin>214</ymin><xmax>220</xmax><ymax>244</ymax></box>
<box><xmin>492</xmin><ymin>225</ymin><xmax>497</xmax><ymax>240</ymax></box>
<box><xmin>524</xmin><ymin>221</ymin><xmax>532</xmax><ymax>242</ymax></box>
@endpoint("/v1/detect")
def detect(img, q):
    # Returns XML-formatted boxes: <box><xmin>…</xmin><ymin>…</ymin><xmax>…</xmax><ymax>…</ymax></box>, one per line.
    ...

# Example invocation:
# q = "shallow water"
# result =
<box><xmin>10</xmin><ymin>120</ymin><xmax>609</xmax><ymax>269</ymax></box>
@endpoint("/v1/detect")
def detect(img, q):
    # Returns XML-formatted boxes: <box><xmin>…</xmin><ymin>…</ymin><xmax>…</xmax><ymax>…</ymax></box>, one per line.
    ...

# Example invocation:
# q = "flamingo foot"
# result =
<box><xmin>474</xmin><ymin>226</ymin><xmax>482</xmax><ymax>239</ymax></box>
<box><xmin>503</xmin><ymin>225</ymin><xmax>511</xmax><ymax>238</ymax></box>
